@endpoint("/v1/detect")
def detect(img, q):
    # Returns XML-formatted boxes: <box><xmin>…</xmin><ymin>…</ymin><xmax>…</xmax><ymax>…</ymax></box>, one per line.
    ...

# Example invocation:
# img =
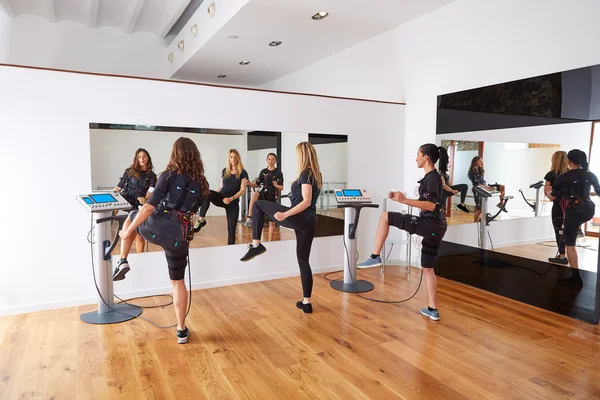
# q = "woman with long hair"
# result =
<box><xmin>544</xmin><ymin>151</ymin><xmax>569</xmax><ymax>265</ymax></box>
<box><xmin>194</xmin><ymin>149</ymin><xmax>248</xmax><ymax>245</ymax></box>
<box><xmin>468</xmin><ymin>156</ymin><xmax>506</xmax><ymax>222</ymax></box>
<box><xmin>240</xmin><ymin>142</ymin><xmax>322</xmax><ymax>314</ymax></box>
<box><xmin>548</xmin><ymin>149</ymin><xmax>600</xmax><ymax>285</ymax></box>
<box><xmin>114</xmin><ymin>148</ymin><xmax>157</xmax><ymax>253</ymax></box>
<box><xmin>113</xmin><ymin>137</ymin><xmax>209</xmax><ymax>344</ymax></box>
<box><xmin>358</xmin><ymin>143</ymin><xmax>449</xmax><ymax>321</ymax></box>
<box><xmin>439</xmin><ymin>157</ymin><xmax>469</xmax><ymax>214</ymax></box>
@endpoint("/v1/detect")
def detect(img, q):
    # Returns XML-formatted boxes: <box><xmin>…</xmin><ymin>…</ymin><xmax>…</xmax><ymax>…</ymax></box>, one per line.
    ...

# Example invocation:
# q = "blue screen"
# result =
<box><xmin>342</xmin><ymin>189</ymin><xmax>362</xmax><ymax>197</ymax></box>
<box><xmin>90</xmin><ymin>194</ymin><xmax>117</xmax><ymax>203</ymax></box>
<box><xmin>336</xmin><ymin>190</ymin><xmax>343</xmax><ymax>196</ymax></box>
<box><xmin>83</xmin><ymin>197</ymin><xmax>93</xmax><ymax>205</ymax></box>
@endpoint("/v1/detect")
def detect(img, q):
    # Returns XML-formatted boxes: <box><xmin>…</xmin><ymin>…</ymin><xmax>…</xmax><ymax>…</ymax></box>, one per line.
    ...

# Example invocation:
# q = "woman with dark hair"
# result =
<box><xmin>245</xmin><ymin>152</ymin><xmax>284</xmax><ymax>241</ymax></box>
<box><xmin>468</xmin><ymin>156</ymin><xmax>506</xmax><ymax>223</ymax></box>
<box><xmin>240</xmin><ymin>142</ymin><xmax>322</xmax><ymax>314</ymax></box>
<box><xmin>544</xmin><ymin>151</ymin><xmax>569</xmax><ymax>265</ymax></box>
<box><xmin>439</xmin><ymin>158</ymin><xmax>469</xmax><ymax>214</ymax></box>
<box><xmin>548</xmin><ymin>149</ymin><xmax>600</xmax><ymax>284</ymax></box>
<box><xmin>113</xmin><ymin>137</ymin><xmax>209</xmax><ymax>343</ymax></box>
<box><xmin>114</xmin><ymin>148</ymin><xmax>157</xmax><ymax>253</ymax></box>
<box><xmin>358</xmin><ymin>143</ymin><xmax>449</xmax><ymax>321</ymax></box>
<box><xmin>194</xmin><ymin>149</ymin><xmax>248</xmax><ymax>245</ymax></box>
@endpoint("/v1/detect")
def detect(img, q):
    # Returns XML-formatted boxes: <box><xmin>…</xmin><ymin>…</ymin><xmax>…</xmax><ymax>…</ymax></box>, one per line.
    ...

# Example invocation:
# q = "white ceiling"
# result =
<box><xmin>171</xmin><ymin>0</ymin><xmax>457</xmax><ymax>85</ymax></box>
<box><xmin>0</xmin><ymin>0</ymin><xmax>194</xmax><ymax>38</ymax></box>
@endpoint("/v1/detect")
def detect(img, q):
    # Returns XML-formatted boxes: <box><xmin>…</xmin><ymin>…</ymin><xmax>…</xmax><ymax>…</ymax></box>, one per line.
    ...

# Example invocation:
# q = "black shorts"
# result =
<box><xmin>563</xmin><ymin>203</ymin><xmax>594</xmax><ymax>246</ymax></box>
<box><xmin>258</xmin><ymin>189</ymin><xmax>278</xmax><ymax>203</ymax></box>
<box><xmin>388</xmin><ymin>212</ymin><xmax>447</xmax><ymax>268</ymax></box>
<box><xmin>129</xmin><ymin>211</ymin><xmax>189</xmax><ymax>281</ymax></box>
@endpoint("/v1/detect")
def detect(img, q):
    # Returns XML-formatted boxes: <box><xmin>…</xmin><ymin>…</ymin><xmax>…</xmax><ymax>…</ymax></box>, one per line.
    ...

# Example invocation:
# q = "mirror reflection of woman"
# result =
<box><xmin>114</xmin><ymin>137</ymin><xmax>209</xmax><ymax>344</ymax></box>
<box><xmin>468</xmin><ymin>156</ymin><xmax>506</xmax><ymax>223</ymax></box>
<box><xmin>245</xmin><ymin>153</ymin><xmax>284</xmax><ymax>241</ymax></box>
<box><xmin>547</xmin><ymin>149</ymin><xmax>600</xmax><ymax>285</ymax></box>
<box><xmin>544</xmin><ymin>151</ymin><xmax>569</xmax><ymax>265</ymax></box>
<box><xmin>240</xmin><ymin>142</ymin><xmax>322</xmax><ymax>314</ymax></box>
<box><xmin>114</xmin><ymin>148</ymin><xmax>157</xmax><ymax>253</ymax></box>
<box><xmin>194</xmin><ymin>149</ymin><xmax>248</xmax><ymax>245</ymax></box>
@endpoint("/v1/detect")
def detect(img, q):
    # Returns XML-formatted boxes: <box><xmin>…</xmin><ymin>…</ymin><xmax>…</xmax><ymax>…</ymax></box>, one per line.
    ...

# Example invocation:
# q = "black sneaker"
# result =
<box><xmin>176</xmin><ymin>327</ymin><xmax>189</xmax><ymax>344</ymax></box>
<box><xmin>577</xmin><ymin>229</ymin><xmax>585</xmax><ymax>238</ymax></box>
<box><xmin>240</xmin><ymin>243</ymin><xmax>267</xmax><ymax>262</ymax></box>
<box><xmin>112</xmin><ymin>259</ymin><xmax>130</xmax><ymax>281</ymax></box>
<box><xmin>296</xmin><ymin>301</ymin><xmax>313</xmax><ymax>314</ymax></box>
<box><xmin>548</xmin><ymin>257</ymin><xmax>568</xmax><ymax>265</ymax></box>
<box><xmin>193</xmin><ymin>219</ymin><xmax>207</xmax><ymax>233</ymax></box>
<box><xmin>457</xmin><ymin>204</ymin><xmax>470</xmax><ymax>213</ymax></box>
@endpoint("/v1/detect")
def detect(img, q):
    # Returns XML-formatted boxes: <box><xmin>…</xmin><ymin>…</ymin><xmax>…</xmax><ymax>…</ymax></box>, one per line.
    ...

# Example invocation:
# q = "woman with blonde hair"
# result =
<box><xmin>240</xmin><ymin>142</ymin><xmax>322</xmax><ymax>313</ymax></box>
<box><xmin>544</xmin><ymin>150</ymin><xmax>570</xmax><ymax>264</ymax></box>
<box><xmin>195</xmin><ymin>149</ymin><xmax>248</xmax><ymax>245</ymax></box>
<box><xmin>113</xmin><ymin>137</ymin><xmax>209</xmax><ymax>343</ymax></box>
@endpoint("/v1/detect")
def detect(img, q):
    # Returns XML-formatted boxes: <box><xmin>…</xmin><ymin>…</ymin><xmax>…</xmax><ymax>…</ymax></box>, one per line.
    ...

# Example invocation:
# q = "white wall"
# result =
<box><xmin>314</xmin><ymin>142</ymin><xmax>348</xmax><ymax>185</ymax></box>
<box><xmin>3</xmin><ymin>15</ymin><xmax>168</xmax><ymax>78</ymax></box>
<box><xmin>90</xmin><ymin>129</ymin><xmax>246</xmax><ymax>217</ymax></box>
<box><xmin>0</xmin><ymin>65</ymin><xmax>404</xmax><ymax>315</ymax></box>
<box><xmin>0</xmin><ymin>7</ymin><xmax>10</xmax><ymax>62</ymax></box>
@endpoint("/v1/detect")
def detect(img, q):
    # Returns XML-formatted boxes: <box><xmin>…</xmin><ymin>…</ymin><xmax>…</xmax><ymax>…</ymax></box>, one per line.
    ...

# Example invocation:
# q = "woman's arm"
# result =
<box><xmin>121</xmin><ymin>203</ymin><xmax>155</xmax><ymax>239</ymax></box>
<box><xmin>280</xmin><ymin>184</ymin><xmax>312</xmax><ymax>218</ymax></box>
<box><xmin>392</xmin><ymin>192</ymin><xmax>436</xmax><ymax>212</ymax></box>
<box><xmin>441</xmin><ymin>177</ymin><xmax>457</xmax><ymax>194</ymax></box>
<box><xmin>227</xmin><ymin>179</ymin><xmax>247</xmax><ymax>203</ymax></box>
<box><xmin>544</xmin><ymin>181</ymin><xmax>553</xmax><ymax>198</ymax></box>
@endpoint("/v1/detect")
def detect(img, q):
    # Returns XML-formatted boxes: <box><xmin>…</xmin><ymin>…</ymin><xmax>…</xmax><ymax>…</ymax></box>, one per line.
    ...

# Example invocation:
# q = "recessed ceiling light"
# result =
<box><xmin>191</xmin><ymin>24</ymin><xmax>198</xmax><ymax>37</ymax></box>
<box><xmin>239</xmin><ymin>61</ymin><xmax>250</xmax><ymax>65</ymax></box>
<box><xmin>207</xmin><ymin>2</ymin><xmax>216</xmax><ymax>17</ymax></box>
<box><xmin>227</xmin><ymin>35</ymin><xmax>239</xmax><ymax>39</ymax></box>
<box><xmin>178</xmin><ymin>40</ymin><xmax>184</xmax><ymax>51</ymax></box>
<box><xmin>167</xmin><ymin>53</ymin><xmax>173</xmax><ymax>63</ymax></box>
<box><xmin>312</xmin><ymin>11</ymin><xmax>329</xmax><ymax>20</ymax></box>
<box><xmin>269</xmin><ymin>41</ymin><xmax>282</xmax><ymax>47</ymax></box>
<box><xmin>218</xmin><ymin>75</ymin><xmax>227</xmax><ymax>78</ymax></box>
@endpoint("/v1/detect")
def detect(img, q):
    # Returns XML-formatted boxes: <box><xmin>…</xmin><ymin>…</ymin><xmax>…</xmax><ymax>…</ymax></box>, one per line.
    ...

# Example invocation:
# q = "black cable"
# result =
<box><xmin>88</xmin><ymin>214</ymin><xmax>192</xmax><ymax>329</ymax></box>
<box><xmin>486</xmin><ymin>230</ymin><xmax>553</xmax><ymax>276</ymax></box>
<box><xmin>114</xmin><ymin>293</ymin><xmax>174</xmax><ymax>309</ymax></box>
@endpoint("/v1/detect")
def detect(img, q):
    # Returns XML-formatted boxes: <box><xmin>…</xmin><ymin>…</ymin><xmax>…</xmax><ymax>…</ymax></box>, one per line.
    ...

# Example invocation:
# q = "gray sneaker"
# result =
<box><xmin>358</xmin><ymin>256</ymin><xmax>382</xmax><ymax>268</ymax></box>
<box><xmin>421</xmin><ymin>307</ymin><xmax>440</xmax><ymax>321</ymax></box>
<box><xmin>244</xmin><ymin>218</ymin><xmax>252</xmax><ymax>228</ymax></box>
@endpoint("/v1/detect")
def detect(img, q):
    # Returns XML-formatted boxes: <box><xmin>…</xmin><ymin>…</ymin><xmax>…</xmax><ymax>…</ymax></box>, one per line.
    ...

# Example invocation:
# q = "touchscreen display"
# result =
<box><xmin>342</xmin><ymin>189</ymin><xmax>362</xmax><ymax>197</ymax></box>
<box><xmin>89</xmin><ymin>194</ymin><xmax>117</xmax><ymax>203</ymax></box>
<box><xmin>83</xmin><ymin>197</ymin><xmax>94</xmax><ymax>205</ymax></box>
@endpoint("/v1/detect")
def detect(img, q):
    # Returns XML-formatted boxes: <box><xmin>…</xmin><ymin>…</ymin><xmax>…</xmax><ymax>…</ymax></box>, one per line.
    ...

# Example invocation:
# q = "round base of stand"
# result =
<box><xmin>80</xmin><ymin>303</ymin><xmax>143</xmax><ymax>324</ymax></box>
<box><xmin>330</xmin><ymin>280</ymin><xmax>375</xmax><ymax>293</ymax></box>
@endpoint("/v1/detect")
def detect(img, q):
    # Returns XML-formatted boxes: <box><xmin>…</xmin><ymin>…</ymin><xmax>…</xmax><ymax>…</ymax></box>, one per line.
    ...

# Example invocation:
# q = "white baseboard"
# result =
<box><xmin>0</xmin><ymin>265</ymin><xmax>343</xmax><ymax>317</ymax></box>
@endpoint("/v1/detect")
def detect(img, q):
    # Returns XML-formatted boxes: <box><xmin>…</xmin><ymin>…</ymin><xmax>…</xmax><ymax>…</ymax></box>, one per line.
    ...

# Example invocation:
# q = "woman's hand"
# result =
<box><xmin>137</xmin><ymin>197</ymin><xmax>147</xmax><ymax>205</ymax></box>
<box><xmin>274</xmin><ymin>212</ymin><xmax>287</xmax><ymax>221</ymax></box>
<box><xmin>223</xmin><ymin>197</ymin><xmax>232</xmax><ymax>205</ymax></box>
<box><xmin>389</xmin><ymin>191</ymin><xmax>406</xmax><ymax>203</ymax></box>
<box><xmin>114</xmin><ymin>186</ymin><xmax>121</xmax><ymax>193</ymax></box>
<box><xmin>452</xmin><ymin>190</ymin><xmax>459</xmax><ymax>195</ymax></box>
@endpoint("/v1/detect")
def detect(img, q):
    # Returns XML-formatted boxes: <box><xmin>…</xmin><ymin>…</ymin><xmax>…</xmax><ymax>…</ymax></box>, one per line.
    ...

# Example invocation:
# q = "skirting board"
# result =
<box><xmin>0</xmin><ymin>265</ymin><xmax>346</xmax><ymax>317</ymax></box>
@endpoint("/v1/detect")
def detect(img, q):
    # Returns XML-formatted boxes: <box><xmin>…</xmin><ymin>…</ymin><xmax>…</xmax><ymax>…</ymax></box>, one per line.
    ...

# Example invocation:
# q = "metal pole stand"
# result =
<box><xmin>473</xmin><ymin>196</ymin><xmax>509</xmax><ymax>268</ymax></box>
<box><xmin>330</xmin><ymin>205</ymin><xmax>378</xmax><ymax>293</ymax></box>
<box><xmin>534</xmin><ymin>187</ymin><xmax>541</xmax><ymax>217</ymax></box>
<box><xmin>80</xmin><ymin>211</ymin><xmax>142</xmax><ymax>324</ymax></box>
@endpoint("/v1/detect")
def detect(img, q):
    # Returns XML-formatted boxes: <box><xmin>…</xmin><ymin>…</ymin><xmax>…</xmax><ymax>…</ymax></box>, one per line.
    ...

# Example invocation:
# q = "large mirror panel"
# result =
<box><xmin>89</xmin><ymin>124</ymin><xmax>346</xmax><ymax>253</ymax></box>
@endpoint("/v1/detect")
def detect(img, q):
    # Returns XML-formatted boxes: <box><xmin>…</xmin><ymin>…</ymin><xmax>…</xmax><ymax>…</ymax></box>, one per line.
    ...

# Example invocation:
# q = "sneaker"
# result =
<box><xmin>176</xmin><ymin>327</ymin><xmax>190</xmax><ymax>344</ymax></box>
<box><xmin>548</xmin><ymin>257</ymin><xmax>568</xmax><ymax>265</ymax></box>
<box><xmin>240</xmin><ymin>243</ymin><xmax>267</xmax><ymax>262</ymax></box>
<box><xmin>420</xmin><ymin>307</ymin><xmax>440</xmax><ymax>321</ymax></box>
<box><xmin>112</xmin><ymin>259</ymin><xmax>130</xmax><ymax>281</ymax></box>
<box><xmin>577</xmin><ymin>229</ymin><xmax>585</xmax><ymax>238</ymax></box>
<box><xmin>457</xmin><ymin>204</ymin><xmax>470</xmax><ymax>213</ymax></box>
<box><xmin>244</xmin><ymin>218</ymin><xmax>252</xmax><ymax>228</ymax></box>
<box><xmin>358</xmin><ymin>255</ymin><xmax>382</xmax><ymax>268</ymax></box>
<box><xmin>193</xmin><ymin>219</ymin><xmax>207</xmax><ymax>233</ymax></box>
<box><xmin>296</xmin><ymin>301</ymin><xmax>313</xmax><ymax>314</ymax></box>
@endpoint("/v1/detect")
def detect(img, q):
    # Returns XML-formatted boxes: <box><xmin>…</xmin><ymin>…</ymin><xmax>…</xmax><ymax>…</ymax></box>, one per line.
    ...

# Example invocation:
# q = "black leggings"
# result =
<box><xmin>551</xmin><ymin>201</ymin><xmax>566</xmax><ymax>255</ymax></box>
<box><xmin>563</xmin><ymin>202</ymin><xmax>594</xmax><ymax>246</ymax></box>
<box><xmin>252</xmin><ymin>200</ymin><xmax>316</xmax><ymax>298</ymax></box>
<box><xmin>442</xmin><ymin>183</ymin><xmax>468</xmax><ymax>205</ymax></box>
<box><xmin>199</xmin><ymin>190</ymin><xmax>239</xmax><ymax>245</ymax></box>
<box><xmin>388</xmin><ymin>212</ymin><xmax>447</xmax><ymax>268</ymax></box>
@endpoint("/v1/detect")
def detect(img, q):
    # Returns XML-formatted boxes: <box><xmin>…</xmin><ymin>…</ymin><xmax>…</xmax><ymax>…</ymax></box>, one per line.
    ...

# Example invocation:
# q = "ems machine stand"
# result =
<box><xmin>474</xmin><ymin>185</ymin><xmax>513</xmax><ymax>268</ymax></box>
<box><xmin>77</xmin><ymin>193</ymin><xmax>143</xmax><ymax>324</ymax></box>
<box><xmin>330</xmin><ymin>189</ymin><xmax>379</xmax><ymax>293</ymax></box>
<box><xmin>519</xmin><ymin>180</ymin><xmax>544</xmax><ymax>217</ymax></box>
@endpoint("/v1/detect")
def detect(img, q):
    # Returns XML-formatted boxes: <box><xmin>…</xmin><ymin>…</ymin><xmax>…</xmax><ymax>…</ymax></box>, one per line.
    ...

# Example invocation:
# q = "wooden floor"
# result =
<box><xmin>1</xmin><ymin>267</ymin><xmax>599</xmax><ymax>399</ymax></box>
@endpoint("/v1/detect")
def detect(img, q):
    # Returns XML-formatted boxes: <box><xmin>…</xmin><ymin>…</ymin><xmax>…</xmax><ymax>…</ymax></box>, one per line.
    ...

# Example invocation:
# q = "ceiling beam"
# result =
<box><xmin>126</xmin><ymin>0</ymin><xmax>146</xmax><ymax>33</ymax></box>
<box><xmin>0</xmin><ymin>0</ymin><xmax>15</xmax><ymax>17</ymax></box>
<box><xmin>46</xmin><ymin>0</ymin><xmax>55</xmax><ymax>22</ymax></box>
<box><xmin>89</xmin><ymin>0</ymin><xmax>99</xmax><ymax>28</ymax></box>
<box><xmin>158</xmin><ymin>0</ymin><xmax>192</xmax><ymax>39</ymax></box>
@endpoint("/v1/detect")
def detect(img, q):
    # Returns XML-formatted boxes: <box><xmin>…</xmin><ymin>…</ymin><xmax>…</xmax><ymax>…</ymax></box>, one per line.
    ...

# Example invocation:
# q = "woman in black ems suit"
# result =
<box><xmin>114</xmin><ymin>148</ymin><xmax>157</xmax><ymax>253</ymax></box>
<box><xmin>440</xmin><ymin>165</ymin><xmax>469</xmax><ymax>214</ymax></box>
<box><xmin>240</xmin><ymin>142</ymin><xmax>322</xmax><ymax>314</ymax></box>
<box><xmin>194</xmin><ymin>149</ymin><xmax>248</xmax><ymax>245</ymax></box>
<box><xmin>468</xmin><ymin>156</ymin><xmax>506</xmax><ymax>223</ymax></box>
<box><xmin>358</xmin><ymin>143</ymin><xmax>448</xmax><ymax>321</ymax></box>
<box><xmin>113</xmin><ymin>137</ymin><xmax>209</xmax><ymax>344</ymax></box>
<box><xmin>548</xmin><ymin>149</ymin><xmax>600</xmax><ymax>283</ymax></box>
<box><xmin>544</xmin><ymin>150</ymin><xmax>569</xmax><ymax>265</ymax></box>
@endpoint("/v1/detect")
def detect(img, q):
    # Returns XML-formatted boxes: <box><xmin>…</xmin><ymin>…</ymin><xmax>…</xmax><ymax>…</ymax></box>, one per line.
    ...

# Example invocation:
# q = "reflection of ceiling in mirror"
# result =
<box><xmin>89</xmin><ymin>123</ymin><xmax>246</xmax><ymax>136</ymax></box>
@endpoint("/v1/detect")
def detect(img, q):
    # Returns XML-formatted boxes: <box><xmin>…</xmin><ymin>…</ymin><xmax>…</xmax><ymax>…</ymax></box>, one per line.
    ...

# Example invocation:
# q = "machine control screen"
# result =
<box><xmin>83</xmin><ymin>197</ymin><xmax>94</xmax><ymax>205</ymax></box>
<box><xmin>89</xmin><ymin>194</ymin><xmax>118</xmax><ymax>203</ymax></box>
<box><xmin>342</xmin><ymin>189</ymin><xmax>362</xmax><ymax>197</ymax></box>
